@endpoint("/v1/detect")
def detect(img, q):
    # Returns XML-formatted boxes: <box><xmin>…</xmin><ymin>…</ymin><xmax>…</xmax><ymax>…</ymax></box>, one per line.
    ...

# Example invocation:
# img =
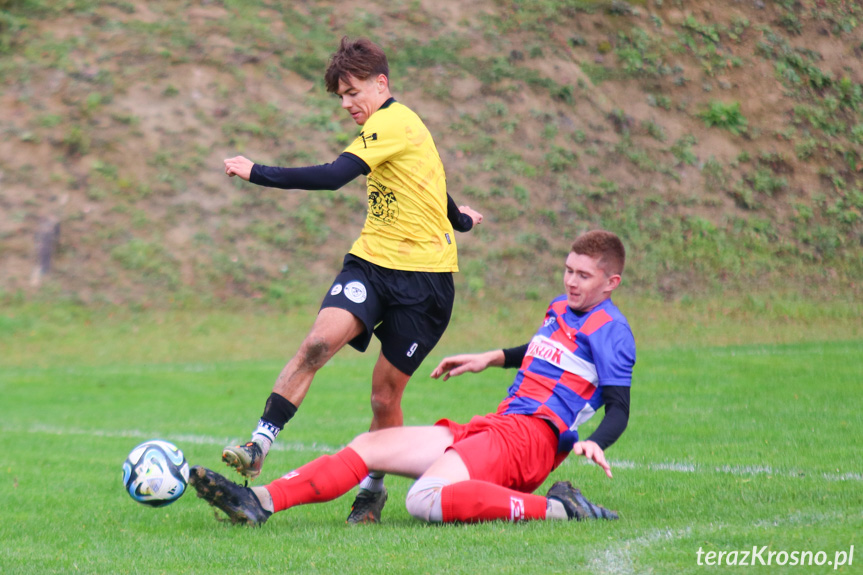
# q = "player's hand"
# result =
<box><xmin>430</xmin><ymin>351</ymin><xmax>501</xmax><ymax>381</ymax></box>
<box><xmin>572</xmin><ymin>440</ymin><xmax>613</xmax><ymax>479</ymax></box>
<box><xmin>459</xmin><ymin>205</ymin><xmax>483</xmax><ymax>227</ymax></box>
<box><xmin>224</xmin><ymin>156</ymin><xmax>254</xmax><ymax>181</ymax></box>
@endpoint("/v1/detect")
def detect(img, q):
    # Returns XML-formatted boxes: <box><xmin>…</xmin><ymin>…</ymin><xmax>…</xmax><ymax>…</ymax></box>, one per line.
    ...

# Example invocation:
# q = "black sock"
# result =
<box><xmin>260</xmin><ymin>392</ymin><xmax>298</xmax><ymax>431</ymax></box>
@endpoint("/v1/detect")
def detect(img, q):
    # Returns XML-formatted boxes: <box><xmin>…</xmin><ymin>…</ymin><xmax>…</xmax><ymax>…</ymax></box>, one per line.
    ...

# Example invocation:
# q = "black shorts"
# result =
<box><xmin>320</xmin><ymin>254</ymin><xmax>455</xmax><ymax>376</ymax></box>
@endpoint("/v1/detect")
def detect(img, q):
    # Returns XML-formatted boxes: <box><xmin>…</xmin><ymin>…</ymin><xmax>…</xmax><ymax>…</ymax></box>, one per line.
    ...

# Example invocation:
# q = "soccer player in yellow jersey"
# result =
<box><xmin>221</xmin><ymin>37</ymin><xmax>483</xmax><ymax>524</ymax></box>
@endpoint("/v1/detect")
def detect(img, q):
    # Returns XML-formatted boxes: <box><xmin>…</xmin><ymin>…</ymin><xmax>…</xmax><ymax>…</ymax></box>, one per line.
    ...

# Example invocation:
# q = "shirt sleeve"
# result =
<box><xmin>447</xmin><ymin>194</ymin><xmax>474</xmax><ymax>232</ymax></box>
<box><xmin>593</xmin><ymin>322</ymin><xmax>636</xmax><ymax>387</ymax></box>
<box><xmin>586</xmin><ymin>385</ymin><xmax>630</xmax><ymax>450</ymax></box>
<box><xmin>249</xmin><ymin>153</ymin><xmax>368</xmax><ymax>190</ymax></box>
<box><xmin>341</xmin><ymin>111</ymin><xmax>405</xmax><ymax>172</ymax></box>
<box><xmin>502</xmin><ymin>343</ymin><xmax>529</xmax><ymax>368</ymax></box>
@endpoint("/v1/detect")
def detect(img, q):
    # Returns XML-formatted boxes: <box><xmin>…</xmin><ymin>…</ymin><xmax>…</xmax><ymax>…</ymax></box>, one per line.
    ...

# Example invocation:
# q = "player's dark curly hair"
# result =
<box><xmin>571</xmin><ymin>230</ymin><xmax>626</xmax><ymax>276</ymax></box>
<box><xmin>324</xmin><ymin>37</ymin><xmax>389</xmax><ymax>93</ymax></box>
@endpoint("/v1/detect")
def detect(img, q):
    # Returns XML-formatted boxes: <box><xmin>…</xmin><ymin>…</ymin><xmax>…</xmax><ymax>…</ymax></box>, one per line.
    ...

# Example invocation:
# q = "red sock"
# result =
<box><xmin>440</xmin><ymin>481</ymin><xmax>548</xmax><ymax>523</ymax></box>
<box><xmin>265</xmin><ymin>447</ymin><xmax>368</xmax><ymax>512</ymax></box>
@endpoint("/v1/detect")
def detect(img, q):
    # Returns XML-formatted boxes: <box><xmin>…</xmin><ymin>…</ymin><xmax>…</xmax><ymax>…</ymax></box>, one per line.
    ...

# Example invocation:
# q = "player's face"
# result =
<box><xmin>337</xmin><ymin>74</ymin><xmax>386</xmax><ymax>125</ymax></box>
<box><xmin>563</xmin><ymin>252</ymin><xmax>619</xmax><ymax>313</ymax></box>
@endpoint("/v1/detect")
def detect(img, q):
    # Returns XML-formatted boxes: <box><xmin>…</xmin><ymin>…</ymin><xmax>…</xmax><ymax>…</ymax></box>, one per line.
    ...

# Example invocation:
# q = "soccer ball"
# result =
<box><xmin>122</xmin><ymin>440</ymin><xmax>189</xmax><ymax>507</ymax></box>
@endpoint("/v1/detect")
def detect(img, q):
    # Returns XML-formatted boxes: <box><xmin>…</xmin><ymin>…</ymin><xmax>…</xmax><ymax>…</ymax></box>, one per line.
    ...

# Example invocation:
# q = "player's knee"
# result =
<box><xmin>298</xmin><ymin>337</ymin><xmax>331</xmax><ymax>371</ymax></box>
<box><xmin>369</xmin><ymin>392</ymin><xmax>401</xmax><ymax>417</ymax></box>
<box><xmin>405</xmin><ymin>485</ymin><xmax>435</xmax><ymax>522</ymax></box>
<box><xmin>405</xmin><ymin>477</ymin><xmax>449</xmax><ymax>523</ymax></box>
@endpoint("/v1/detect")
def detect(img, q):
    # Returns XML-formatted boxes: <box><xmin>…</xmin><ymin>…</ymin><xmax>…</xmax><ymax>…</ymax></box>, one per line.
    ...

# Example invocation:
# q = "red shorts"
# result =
<box><xmin>435</xmin><ymin>413</ymin><xmax>559</xmax><ymax>493</ymax></box>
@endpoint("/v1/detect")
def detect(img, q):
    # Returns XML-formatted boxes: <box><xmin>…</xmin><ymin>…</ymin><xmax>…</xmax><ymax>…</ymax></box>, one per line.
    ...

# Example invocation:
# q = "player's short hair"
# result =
<box><xmin>324</xmin><ymin>37</ymin><xmax>389</xmax><ymax>93</ymax></box>
<box><xmin>571</xmin><ymin>230</ymin><xmax>626</xmax><ymax>276</ymax></box>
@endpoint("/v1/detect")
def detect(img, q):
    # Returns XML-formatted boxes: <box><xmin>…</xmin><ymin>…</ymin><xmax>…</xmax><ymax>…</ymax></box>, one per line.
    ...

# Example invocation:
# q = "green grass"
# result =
<box><xmin>0</xmin><ymin>305</ymin><xmax>861</xmax><ymax>573</ymax></box>
<box><xmin>2</xmin><ymin>295</ymin><xmax>862</xmax><ymax>367</ymax></box>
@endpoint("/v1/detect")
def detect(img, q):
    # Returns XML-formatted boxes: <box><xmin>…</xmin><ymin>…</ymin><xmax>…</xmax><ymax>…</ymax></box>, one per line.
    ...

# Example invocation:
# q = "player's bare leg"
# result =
<box><xmin>368</xmin><ymin>353</ymin><xmax>410</xmax><ymax>430</ymax></box>
<box><xmin>346</xmin><ymin>353</ymin><xmax>411</xmax><ymax>524</ymax></box>
<box><xmin>223</xmin><ymin>308</ymin><xmax>364</xmax><ymax>480</ymax></box>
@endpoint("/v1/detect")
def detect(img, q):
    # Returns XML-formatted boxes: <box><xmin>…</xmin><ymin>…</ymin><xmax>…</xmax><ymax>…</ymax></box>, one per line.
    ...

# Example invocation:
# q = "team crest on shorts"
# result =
<box><xmin>330</xmin><ymin>283</ymin><xmax>343</xmax><ymax>296</ymax></box>
<box><xmin>344</xmin><ymin>281</ymin><xmax>367</xmax><ymax>304</ymax></box>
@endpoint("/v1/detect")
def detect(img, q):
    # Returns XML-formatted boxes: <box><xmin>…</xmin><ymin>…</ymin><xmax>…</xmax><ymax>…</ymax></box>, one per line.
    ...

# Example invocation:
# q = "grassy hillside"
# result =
<box><xmin>1</xmin><ymin>0</ymin><xmax>861</xmax><ymax>307</ymax></box>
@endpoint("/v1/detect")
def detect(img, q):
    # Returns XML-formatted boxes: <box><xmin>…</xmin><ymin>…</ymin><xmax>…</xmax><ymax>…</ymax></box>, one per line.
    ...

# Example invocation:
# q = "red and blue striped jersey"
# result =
<box><xmin>496</xmin><ymin>295</ymin><xmax>635</xmax><ymax>452</ymax></box>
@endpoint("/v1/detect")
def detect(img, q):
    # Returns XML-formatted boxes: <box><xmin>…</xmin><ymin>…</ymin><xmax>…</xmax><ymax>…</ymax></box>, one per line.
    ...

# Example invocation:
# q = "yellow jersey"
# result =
<box><xmin>342</xmin><ymin>100</ymin><xmax>458</xmax><ymax>272</ymax></box>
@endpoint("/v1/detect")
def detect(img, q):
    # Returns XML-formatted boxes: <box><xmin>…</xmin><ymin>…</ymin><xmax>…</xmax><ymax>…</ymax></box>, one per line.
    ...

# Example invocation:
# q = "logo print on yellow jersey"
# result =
<box><xmin>368</xmin><ymin>178</ymin><xmax>398</xmax><ymax>226</ymax></box>
<box><xmin>358</xmin><ymin>131</ymin><xmax>377</xmax><ymax>148</ymax></box>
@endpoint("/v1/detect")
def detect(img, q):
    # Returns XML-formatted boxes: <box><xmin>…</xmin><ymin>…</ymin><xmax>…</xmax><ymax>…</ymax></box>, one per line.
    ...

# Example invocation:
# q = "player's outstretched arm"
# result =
<box><xmin>459</xmin><ymin>205</ymin><xmax>483</xmax><ymax>227</ymax></box>
<box><xmin>224</xmin><ymin>156</ymin><xmax>254</xmax><ymax>180</ymax></box>
<box><xmin>572</xmin><ymin>440</ymin><xmax>613</xmax><ymax>479</ymax></box>
<box><xmin>227</xmin><ymin>154</ymin><xmax>366</xmax><ymax>191</ymax></box>
<box><xmin>430</xmin><ymin>350</ymin><xmax>504</xmax><ymax>381</ymax></box>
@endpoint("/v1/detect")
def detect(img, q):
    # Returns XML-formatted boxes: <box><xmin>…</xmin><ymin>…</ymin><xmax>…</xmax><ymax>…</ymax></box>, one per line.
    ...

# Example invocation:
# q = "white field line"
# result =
<box><xmin>564</xmin><ymin>456</ymin><xmax>862</xmax><ymax>483</ymax></box>
<box><xmin>588</xmin><ymin>527</ymin><xmax>692</xmax><ymax>575</ymax></box>
<box><xmin>6</xmin><ymin>424</ymin><xmax>862</xmax><ymax>482</ymax></box>
<box><xmin>586</xmin><ymin>509</ymin><xmax>858</xmax><ymax>575</ymax></box>
<box><xmin>1</xmin><ymin>361</ymin><xmax>325</xmax><ymax>376</ymax></box>
<box><xmin>6</xmin><ymin>423</ymin><xmax>341</xmax><ymax>453</ymax></box>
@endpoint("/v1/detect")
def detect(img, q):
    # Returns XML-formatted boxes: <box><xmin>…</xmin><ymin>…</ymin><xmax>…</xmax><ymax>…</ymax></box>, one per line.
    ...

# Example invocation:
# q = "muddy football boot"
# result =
<box><xmin>189</xmin><ymin>466</ymin><xmax>272</xmax><ymax>526</ymax></box>
<box><xmin>546</xmin><ymin>480</ymin><xmax>619</xmax><ymax>520</ymax></box>
<box><xmin>346</xmin><ymin>487</ymin><xmax>388</xmax><ymax>524</ymax></box>
<box><xmin>221</xmin><ymin>440</ymin><xmax>265</xmax><ymax>480</ymax></box>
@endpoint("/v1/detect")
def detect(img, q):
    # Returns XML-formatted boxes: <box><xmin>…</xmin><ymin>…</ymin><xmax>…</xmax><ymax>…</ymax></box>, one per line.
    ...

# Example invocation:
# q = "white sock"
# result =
<box><xmin>359</xmin><ymin>471</ymin><xmax>386</xmax><ymax>493</ymax></box>
<box><xmin>251</xmin><ymin>486</ymin><xmax>275</xmax><ymax>513</ymax></box>
<box><xmin>251</xmin><ymin>425</ymin><xmax>275</xmax><ymax>457</ymax></box>
<box><xmin>546</xmin><ymin>498</ymin><xmax>569</xmax><ymax>520</ymax></box>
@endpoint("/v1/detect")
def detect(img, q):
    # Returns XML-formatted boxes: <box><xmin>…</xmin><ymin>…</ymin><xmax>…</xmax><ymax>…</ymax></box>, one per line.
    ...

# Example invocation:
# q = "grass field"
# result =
<box><xmin>1</xmin><ymin>303</ymin><xmax>861</xmax><ymax>574</ymax></box>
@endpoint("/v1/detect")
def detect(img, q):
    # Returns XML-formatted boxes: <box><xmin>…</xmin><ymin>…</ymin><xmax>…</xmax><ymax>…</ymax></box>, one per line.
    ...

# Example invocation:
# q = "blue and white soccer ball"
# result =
<box><xmin>122</xmin><ymin>440</ymin><xmax>189</xmax><ymax>507</ymax></box>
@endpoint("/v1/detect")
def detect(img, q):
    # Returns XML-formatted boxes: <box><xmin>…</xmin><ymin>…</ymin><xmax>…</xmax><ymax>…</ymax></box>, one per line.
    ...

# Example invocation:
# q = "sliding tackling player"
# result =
<box><xmin>192</xmin><ymin>230</ymin><xmax>634</xmax><ymax>526</ymax></box>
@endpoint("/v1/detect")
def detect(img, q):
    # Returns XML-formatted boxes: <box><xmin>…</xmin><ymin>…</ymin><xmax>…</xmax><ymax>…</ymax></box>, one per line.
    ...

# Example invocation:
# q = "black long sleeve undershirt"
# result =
<box><xmin>586</xmin><ymin>385</ymin><xmax>630</xmax><ymax>450</ymax></box>
<box><xmin>502</xmin><ymin>344</ymin><xmax>530</xmax><ymax>368</ymax></box>
<box><xmin>249</xmin><ymin>153</ymin><xmax>473</xmax><ymax>232</ymax></box>
<box><xmin>446</xmin><ymin>194</ymin><xmax>473</xmax><ymax>232</ymax></box>
<box><xmin>499</xmin><ymin>342</ymin><xmax>630</xmax><ymax>450</ymax></box>
<box><xmin>250</xmin><ymin>152</ymin><xmax>367</xmax><ymax>190</ymax></box>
